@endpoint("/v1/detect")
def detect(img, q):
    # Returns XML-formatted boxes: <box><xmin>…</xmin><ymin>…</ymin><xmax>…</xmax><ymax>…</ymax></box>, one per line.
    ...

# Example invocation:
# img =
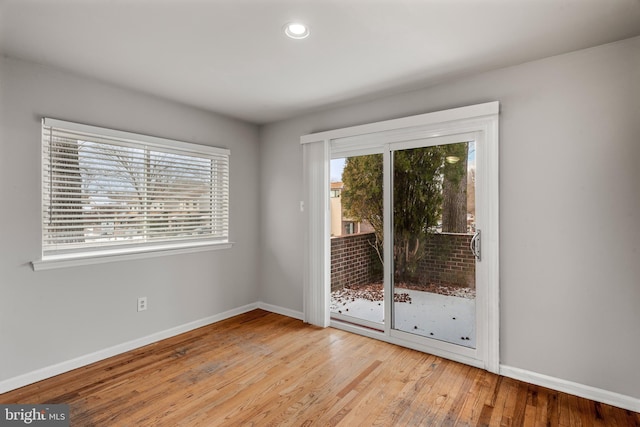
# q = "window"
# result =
<box><xmin>344</xmin><ymin>222</ymin><xmax>354</xmax><ymax>235</ymax></box>
<box><xmin>35</xmin><ymin>118</ymin><xmax>230</xmax><ymax>269</ymax></box>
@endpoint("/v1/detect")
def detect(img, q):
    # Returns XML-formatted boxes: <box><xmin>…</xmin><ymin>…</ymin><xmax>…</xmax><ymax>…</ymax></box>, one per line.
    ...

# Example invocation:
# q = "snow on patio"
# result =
<box><xmin>330</xmin><ymin>283</ymin><xmax>476</xmax><ymax>348</ymax></box>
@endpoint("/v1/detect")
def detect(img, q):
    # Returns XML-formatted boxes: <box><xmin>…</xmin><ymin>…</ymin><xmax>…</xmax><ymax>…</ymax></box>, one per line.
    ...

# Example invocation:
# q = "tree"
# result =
<box><xmin>441</xmin><ymin>142</ymin><xmax>468</xmax><ymax>233</ymax></box>
<box><xmin>466</xmin><ymin>167</ymin><xmax>476</xmax><ymax>229</ymax></box>
<box><xmin>77</xmin><ymin>143</ymin><xmax>212</xmax><ymax>238</ymax></box>
<box><xmin>392</xmin><ymin>147</ymin><xmax>445</xmax><ymax>281</ymax></box>
<box><xmin>342</xmin><ymin>147</ymin><xmax>446</xmax><ymax>283</ymax></box>
<box><xmin>341</xmin><ymin>154</ymin><xmax>384</xmax><ymax>262</ymax></box>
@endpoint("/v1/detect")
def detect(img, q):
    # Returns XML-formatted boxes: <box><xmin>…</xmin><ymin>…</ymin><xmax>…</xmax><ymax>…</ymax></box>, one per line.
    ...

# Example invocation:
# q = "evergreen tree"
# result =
<box><xmin>342</xmin><ymin>142</ymin><xmax>469</xmax><ymax>283</ymax></box>
<box><xmin>342</xmin><ymin>147</ymin><xmax>445</xmax><ymax>282</ymax></box>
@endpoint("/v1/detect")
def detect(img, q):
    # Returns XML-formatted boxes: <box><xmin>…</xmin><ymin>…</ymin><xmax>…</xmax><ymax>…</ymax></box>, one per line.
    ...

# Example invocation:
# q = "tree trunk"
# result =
<box><xmin>441</xmin><ymin>143</ymin><xmax>468</xmax><ymax>233</ymax></box>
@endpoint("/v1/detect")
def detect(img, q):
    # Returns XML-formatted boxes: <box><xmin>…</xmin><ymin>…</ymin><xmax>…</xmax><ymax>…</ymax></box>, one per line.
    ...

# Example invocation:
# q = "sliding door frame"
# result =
<box><xmin>301</xmin><ymin>102</ymin><xmax>500</xmax><ymax>373</ymax></box>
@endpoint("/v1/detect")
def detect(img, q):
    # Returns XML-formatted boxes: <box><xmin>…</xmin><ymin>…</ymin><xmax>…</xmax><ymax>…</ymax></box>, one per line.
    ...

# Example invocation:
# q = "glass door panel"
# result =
<box><xmin>329</xmin><ymin>154</ymin><xmax>384</xmax><ymax>330</ymax></box>
<box><xmin>391</xmin><ymin>140</ymin><xmax>477</xmax><ymax>348</ymax></box>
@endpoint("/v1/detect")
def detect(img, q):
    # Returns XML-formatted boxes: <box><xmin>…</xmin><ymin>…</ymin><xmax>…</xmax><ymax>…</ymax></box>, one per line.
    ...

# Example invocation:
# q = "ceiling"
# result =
<box><xmin>1</xmin><ymin>0</ymin><xmax>640</xmax><ymax>125</ymax></box>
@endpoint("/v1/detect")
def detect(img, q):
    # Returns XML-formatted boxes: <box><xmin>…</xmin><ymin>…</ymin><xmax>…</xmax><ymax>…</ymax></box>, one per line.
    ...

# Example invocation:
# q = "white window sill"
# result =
<box><xmin>31</xmin><ymin>241</ymin><xmax>234</xmax><ymax>271</ymax></box>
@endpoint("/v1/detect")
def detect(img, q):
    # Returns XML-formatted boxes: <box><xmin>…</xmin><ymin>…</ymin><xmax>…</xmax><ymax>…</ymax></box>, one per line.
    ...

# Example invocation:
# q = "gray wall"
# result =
<box><xmin>259</xmin><ymin>36</ymin><xmax>640</xmax><ymax>399</ymax></box>
<box><xmin>0</xmin><ymin>57</ymin><xmax>260</xmax><ymax>381</ymax></box>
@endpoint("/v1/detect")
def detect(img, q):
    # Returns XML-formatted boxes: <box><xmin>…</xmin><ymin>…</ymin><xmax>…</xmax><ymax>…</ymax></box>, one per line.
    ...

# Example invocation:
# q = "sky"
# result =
<box><xmin>330</xmin><ymin>158</ymin><xmax>346</xmax><ymax>182</ymax></box>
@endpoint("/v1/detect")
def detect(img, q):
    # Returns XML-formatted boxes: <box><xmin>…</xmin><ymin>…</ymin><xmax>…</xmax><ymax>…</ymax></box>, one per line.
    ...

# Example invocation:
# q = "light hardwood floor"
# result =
<box><xmin>1</xmin><ymin>310</ymin><xmax>638</xmax><ymax>426</ymax></box>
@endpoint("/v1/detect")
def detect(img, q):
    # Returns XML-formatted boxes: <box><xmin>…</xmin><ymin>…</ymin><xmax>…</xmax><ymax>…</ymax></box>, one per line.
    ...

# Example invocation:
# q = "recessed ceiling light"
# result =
<box><xmin>284</xmin><ymin>22</ymin><xmax>310</xmax><ymax>39</ymax></box>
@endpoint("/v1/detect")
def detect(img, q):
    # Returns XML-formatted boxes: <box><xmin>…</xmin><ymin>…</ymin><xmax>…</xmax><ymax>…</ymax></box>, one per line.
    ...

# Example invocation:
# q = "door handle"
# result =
<box><xmin>470</xmin><ymin>230</ymin><xmax>481</xmax><ymax>261</ymax></box>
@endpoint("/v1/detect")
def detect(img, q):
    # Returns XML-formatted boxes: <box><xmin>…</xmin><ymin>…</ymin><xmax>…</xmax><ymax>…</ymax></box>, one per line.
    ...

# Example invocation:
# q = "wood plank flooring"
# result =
<box><xmin>1</xmin><ymin>310</ymin><xmax>638</xmax><ymax>426</ymax></box>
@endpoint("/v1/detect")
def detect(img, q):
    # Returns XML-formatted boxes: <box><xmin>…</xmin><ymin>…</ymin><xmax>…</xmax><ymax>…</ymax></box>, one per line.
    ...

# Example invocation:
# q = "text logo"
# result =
<box><xmin>0</xmin><ymin>405</ymin><xmax>69</xmax><ymax>426</ymax></box>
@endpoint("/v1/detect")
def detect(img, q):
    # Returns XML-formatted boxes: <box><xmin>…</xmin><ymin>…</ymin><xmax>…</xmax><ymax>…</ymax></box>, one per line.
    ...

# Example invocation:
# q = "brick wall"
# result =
<box><xmin>330</xmin><ymin>232</ymin><xmax>475</xmax><ymax>291</ymax></box>
<box><xmin>330</xmin><ymin>232</ymin><xmax>382</xmax><ymax>292</ymax></box>
<box><xmin>417</xmin><ymin>233</ymin><xmax>475</xmax><ymax>288</ymax></box>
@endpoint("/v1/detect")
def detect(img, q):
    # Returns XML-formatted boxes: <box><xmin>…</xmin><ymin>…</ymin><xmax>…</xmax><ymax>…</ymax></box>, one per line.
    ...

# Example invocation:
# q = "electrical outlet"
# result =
<box><xmin>137</xmin><ymin>297</ymin><xmax>147</xmax><ymax>312</ymax></box>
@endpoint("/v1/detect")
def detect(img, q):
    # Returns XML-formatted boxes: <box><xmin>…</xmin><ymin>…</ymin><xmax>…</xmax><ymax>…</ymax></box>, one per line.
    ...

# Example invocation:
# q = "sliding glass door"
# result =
<box><xmin>305</xmin><ymin>102</ymin><xmax>499</xmax><ymax>371</ymax></box>
<box><xmin>329</xmin><ymin>134</ymin><xmax>481</xmax><ymax>356</ymax></box>
<box><xmin>329</xmin><ymin>154</ymin><xmax>384</xmax><ymax>330</ymax></box>
<box><xmin>390</xmin><ymin>136</ymin><xmax>478</xmax><ymax>350</ymax></box>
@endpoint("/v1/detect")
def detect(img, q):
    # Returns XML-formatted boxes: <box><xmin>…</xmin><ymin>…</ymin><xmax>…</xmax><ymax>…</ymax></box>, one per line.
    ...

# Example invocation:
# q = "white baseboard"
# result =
<box><xmin>500</xmin><ymin>365</ymin><xmax>640</xmax><ymax>413</ymax></box>
<box><xmin>0</xmin><ymin>302</ymin><xmax>259</xmax><ymax>394</ymax></box>
<box><xmin>257</xmin><ymin>301</ymin><xmax>304</xmax><ymax>320</ymax></box>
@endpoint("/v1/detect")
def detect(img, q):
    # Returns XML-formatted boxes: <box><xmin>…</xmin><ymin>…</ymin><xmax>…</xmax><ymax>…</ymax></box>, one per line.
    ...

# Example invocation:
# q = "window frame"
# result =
<box><xmin>32</xmin><ymin>118</ymin><xmax>232</xmax><ymax>271</ymax></box>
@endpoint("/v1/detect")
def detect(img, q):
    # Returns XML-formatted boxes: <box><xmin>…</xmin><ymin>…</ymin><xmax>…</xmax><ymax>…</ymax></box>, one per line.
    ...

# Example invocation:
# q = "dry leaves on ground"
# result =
<box><xmin>332</xmin><ymin>282</ymin><xmax>475</xmax><ymax>305</ymax></box>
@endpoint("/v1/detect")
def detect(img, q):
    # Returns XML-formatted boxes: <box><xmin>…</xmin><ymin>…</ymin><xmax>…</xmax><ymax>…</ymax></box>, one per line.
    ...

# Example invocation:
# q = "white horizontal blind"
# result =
<box><xmin>41</xmin><ymin>118</ymin><xmax>229</xmax><ymax>257</ymax></box>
